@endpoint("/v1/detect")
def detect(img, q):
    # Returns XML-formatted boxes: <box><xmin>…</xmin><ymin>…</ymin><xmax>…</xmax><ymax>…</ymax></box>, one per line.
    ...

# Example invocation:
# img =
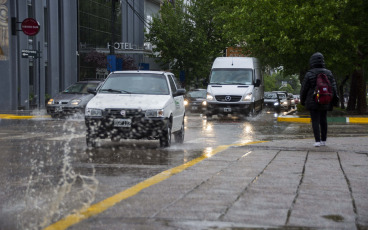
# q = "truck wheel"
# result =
<box><xmin>174</xmin><ymin>120</ymin><xmax>185</xmax><ymax>144</ymax></box>
<box><xmin>160</xmin><ymin>122</ymin><xmax>172</xmax><ymax>147</ymax></box>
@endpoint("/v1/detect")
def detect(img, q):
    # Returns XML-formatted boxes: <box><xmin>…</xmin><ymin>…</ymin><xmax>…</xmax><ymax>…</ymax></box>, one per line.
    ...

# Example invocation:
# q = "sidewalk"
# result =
<box><xmin>62</xmin><ymin>137</ymin><xmax>368</xmax><ymax>230</ymax></box>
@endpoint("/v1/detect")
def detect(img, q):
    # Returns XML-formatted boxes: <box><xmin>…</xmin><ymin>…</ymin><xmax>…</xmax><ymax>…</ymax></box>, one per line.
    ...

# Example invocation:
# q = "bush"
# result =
<box><xmin>296</xmin><ymin>103</ymin><xmax>306</xmax><ymax>113</ymax></box>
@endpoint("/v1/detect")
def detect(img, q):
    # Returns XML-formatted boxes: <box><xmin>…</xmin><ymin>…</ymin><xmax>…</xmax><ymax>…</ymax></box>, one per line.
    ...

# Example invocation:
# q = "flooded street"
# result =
<box><xmin>0</xmin><ymin>112</ymin><xmax>367</xmax><ymax>229</ymax></box>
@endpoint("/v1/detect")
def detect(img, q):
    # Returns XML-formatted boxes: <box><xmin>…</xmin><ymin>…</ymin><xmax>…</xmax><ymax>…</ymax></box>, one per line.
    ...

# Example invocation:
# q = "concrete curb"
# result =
<box><xmin>277</xmin><ymin>115</ymin><xmax>368</xmax><ymax>124</ymax></box>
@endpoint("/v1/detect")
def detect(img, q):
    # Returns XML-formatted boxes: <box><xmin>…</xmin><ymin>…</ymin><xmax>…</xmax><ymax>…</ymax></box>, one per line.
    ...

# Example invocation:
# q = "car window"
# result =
<box><xmin>264</xmin><ymin>92</ymin><xmax>277</xmax><ymax>99</ymax></box>
<box><xmin>188</xmin><ymin>90</ymin><xmax>206</xmax><ymax>98</ymax></box>
<box><xmin>277</xmin><ymin>93</ymin><xmax>286</xmax><ymax>99</ymax></box>
<box><xmin>168</xmin><ymin>75</ymin><xmax>177</xmax><ymax>94</ymax></box>
<box><xmin>63</xmin><ymin>82</ymin><xmax>99</xmax><ymax>94</ymax></box>
<box><xmin>99</xmin><ymin>73</ymin><xmax>170</xmax><ymax>95</ymax></box>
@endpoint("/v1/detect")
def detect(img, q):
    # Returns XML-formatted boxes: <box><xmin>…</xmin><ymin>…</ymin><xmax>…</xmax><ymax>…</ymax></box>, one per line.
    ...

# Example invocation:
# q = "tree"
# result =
<box><xmin>145</xmin><ymin>0</ymin><xmax>233</xmax><ymax>88</ymax></box>
<box><xmin>214</xmin><ymin>0</ymin><xmax>367</xmax><ymax>113</ymax></box>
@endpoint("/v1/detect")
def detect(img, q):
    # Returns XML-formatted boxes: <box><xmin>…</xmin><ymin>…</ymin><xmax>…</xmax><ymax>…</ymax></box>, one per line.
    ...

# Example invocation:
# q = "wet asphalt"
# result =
<box><xmin>63</xmin><ymin>136</ymin><xmax>368</xmax><ymax>230</ymax></box>
<box><xmin>0</xmin><ymin>111</ymin><xmax>367</xmax><ymax>229</ymax></box>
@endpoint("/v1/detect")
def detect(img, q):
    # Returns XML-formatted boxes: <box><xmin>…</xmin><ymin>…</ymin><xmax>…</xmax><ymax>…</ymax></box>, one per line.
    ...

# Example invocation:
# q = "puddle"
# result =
<box><xmin>322</xmin><ymin>214</ymin><xmax>345</xmax><ymax>222</ymax></box>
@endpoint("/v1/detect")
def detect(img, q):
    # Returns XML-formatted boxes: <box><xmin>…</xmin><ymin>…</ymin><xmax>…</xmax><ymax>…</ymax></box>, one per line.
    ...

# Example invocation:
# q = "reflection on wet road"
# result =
<box><xmin>0</xmin><ymin>112</ymin><xmax>367</xmax><ymax>229</ymax></box>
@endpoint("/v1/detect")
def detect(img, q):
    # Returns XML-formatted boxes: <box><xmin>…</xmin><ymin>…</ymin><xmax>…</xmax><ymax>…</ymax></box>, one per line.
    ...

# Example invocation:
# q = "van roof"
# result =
<box><xmin>212</xmin><ymin>57</ymin><xmax>258</xmax><ymax>69</ymax></box>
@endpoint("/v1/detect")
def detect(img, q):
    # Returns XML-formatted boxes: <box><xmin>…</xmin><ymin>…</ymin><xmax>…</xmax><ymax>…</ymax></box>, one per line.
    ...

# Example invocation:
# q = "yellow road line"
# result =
<box><xmin>44</xmin><ymin>140</ymin><xmax>267</xmax><ymax>230</ymax></box>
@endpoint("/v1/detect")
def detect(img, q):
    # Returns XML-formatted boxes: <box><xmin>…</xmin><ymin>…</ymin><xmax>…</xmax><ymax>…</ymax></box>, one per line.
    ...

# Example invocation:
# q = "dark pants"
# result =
<box><xmin>310</xmin><ymin>110</ymin><xmax>328</xmax><ymax>142</ymax></box>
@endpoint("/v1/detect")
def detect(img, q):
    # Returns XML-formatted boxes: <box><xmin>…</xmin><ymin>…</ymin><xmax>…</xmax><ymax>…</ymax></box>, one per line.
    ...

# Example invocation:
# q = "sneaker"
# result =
<box><xmin>321</xmin><ymin>141</ymin><xmax>326</xmax><ymax>146</ymax></box>
<box><xmin>314</xmin><ymin>142</ymin><xmax>321</xmax><ymax>147</ymax></box>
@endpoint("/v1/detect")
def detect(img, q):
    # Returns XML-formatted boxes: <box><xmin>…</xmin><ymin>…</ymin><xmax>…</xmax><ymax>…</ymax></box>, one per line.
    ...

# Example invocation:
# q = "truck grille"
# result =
<box><xmin>215</xmin><ymin>95</ymin><xmax>242</xmax><ymax>102</ymax></box>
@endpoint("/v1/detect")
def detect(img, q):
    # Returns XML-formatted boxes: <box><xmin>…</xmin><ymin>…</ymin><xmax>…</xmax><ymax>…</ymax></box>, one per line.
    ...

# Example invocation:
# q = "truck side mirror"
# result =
<box><xmin>255</xmin><ymin>79</ymin><xmax>261</xmax><ymax>87</ymax></box>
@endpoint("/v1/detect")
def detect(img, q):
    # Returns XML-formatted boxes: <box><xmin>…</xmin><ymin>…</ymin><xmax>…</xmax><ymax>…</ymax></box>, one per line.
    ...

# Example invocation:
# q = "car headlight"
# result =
<box><xmin>242</xmin><ymin>93</ymin><xmax>252</xmax><ymax>101</ymax></box>
<box><xmin>47</xmin><ymin>99</ymin><xmax>54</xmax><ymax>105</ymax></box>
<box><xmin>85</xmin><ymin>108</ymin><xmax>103</xmax><ymax>117</ymax></box>
<box><xmin>274</xmin><ymin>102</ymin><xmax>279</xmax><ymax>106</ymax></box>
<box><xmin>71</xmin><ymin>99</ymin><xmax>81</xmax><ymax>105</ymax></box>
<box><xmin>282</xmin><ymin>101</ymin><xmax>288</xmax><ymax>105</ymax></box>
<box><xmin>202</xmin><ymin>101</ymin><xmax>207</xmax><ymax>106</ymax></box>
<box><xmin>206</xmin><ymin>92</ymin><xmax>214</xmax><ymax>101</ymax></box>
<box><xmin>145</xmin><ymin>109</ymin><xmax>165</xmax><ymax>118</ymax></box>
<box><xmin>184</xmin><ymin>100</ymin><xmax>189</xmax><ymax>106</ymax></box>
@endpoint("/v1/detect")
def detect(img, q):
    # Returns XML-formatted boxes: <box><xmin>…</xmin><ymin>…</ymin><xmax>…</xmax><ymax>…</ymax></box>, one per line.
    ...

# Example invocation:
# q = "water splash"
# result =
<box><xmin>18</xmin><ymin>119</ymin><xmax>98</xmax><ymax>229</ymax></box>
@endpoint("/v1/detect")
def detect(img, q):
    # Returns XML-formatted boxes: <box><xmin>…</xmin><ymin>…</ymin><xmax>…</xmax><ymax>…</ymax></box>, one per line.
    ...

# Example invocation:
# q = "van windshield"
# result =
<box><xmin>209</xmin><ymin>69</ymin><xmax>253</xmax><ymax>85</ymax></box>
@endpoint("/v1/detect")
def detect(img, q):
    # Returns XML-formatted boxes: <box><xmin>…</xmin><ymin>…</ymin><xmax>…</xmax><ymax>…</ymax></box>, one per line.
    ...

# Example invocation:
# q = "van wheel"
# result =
<box><xmin>160</xmin><ymin>122</ymin><xmax>172</xmax><ymax>147</ymax></box>
<box><xmin>174</xmin><ymin>120</ymin><xmax>185</xmax><ymax>144</ymax></box>
<box><xmin>249</xmin><ymin>107</ymin><xmax>255</xmax><ymax>117</ymax></box>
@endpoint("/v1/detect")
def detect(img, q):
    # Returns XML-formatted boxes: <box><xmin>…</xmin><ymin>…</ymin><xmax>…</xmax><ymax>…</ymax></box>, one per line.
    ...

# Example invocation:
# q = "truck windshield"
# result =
<box><xmin>209</xmin><ymin>69</ymin><xmax>253</xmax><ymax>85</ymax></box>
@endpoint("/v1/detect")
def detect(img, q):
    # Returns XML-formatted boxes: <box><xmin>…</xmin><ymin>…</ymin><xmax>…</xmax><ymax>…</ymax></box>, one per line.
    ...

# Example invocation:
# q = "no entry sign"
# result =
<box><xmin>21</xmin><ymin>18</ymin><xmax>40</xmax><ymax>36</ymax></box>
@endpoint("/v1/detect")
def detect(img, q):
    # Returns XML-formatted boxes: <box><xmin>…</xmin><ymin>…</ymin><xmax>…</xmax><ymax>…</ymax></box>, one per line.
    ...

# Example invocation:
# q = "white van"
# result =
<box><xmin>206</xmin><ymin>57</ymin><xmax>264</xmax><ymax>118</ymax></box>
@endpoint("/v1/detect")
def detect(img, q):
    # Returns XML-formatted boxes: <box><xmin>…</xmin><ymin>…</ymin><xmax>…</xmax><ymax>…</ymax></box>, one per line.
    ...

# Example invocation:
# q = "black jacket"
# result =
<box><xmin>300</xmin><ymin>52</ymin><xmax>338</xmax><ymax>111</ymax></box>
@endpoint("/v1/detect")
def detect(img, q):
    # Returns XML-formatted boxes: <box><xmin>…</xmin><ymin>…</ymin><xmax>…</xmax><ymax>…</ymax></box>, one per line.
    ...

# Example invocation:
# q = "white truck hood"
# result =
<box><xmin>208</xmin><ymin>85</ymin><xmax>253</xmax><ymax>96</ymax></box>
<box><xmin>87</xmin><ymin>94</ymin><xmax>171</xmax><ymax>110</ymax></box>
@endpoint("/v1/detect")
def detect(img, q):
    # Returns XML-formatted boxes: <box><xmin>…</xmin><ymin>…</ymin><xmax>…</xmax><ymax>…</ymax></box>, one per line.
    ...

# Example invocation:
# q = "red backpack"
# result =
<box><xmin>314</xmin><ymin>73</ymin><xmax>332</xmax><ymax>104</ymax></box>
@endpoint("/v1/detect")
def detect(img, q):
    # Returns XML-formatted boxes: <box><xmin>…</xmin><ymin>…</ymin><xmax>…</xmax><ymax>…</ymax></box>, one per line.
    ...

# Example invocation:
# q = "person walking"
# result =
<box><xmin>300</xmin><ymin>52</ymin><xmax>338</xmax><ymax>147</ymax></box>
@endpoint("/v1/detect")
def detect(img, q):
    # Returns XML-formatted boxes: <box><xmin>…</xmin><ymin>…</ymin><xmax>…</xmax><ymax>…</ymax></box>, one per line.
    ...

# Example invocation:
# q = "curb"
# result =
<box><xmin>278</xmin><ymin>116</ymin><xmax>368</xmax><ymax>124</ymax></box>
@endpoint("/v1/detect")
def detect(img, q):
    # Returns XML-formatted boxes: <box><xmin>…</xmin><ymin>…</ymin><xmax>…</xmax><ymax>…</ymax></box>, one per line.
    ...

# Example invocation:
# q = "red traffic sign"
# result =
<box><xmin>21</xmin><ymin>18</ymin><xmax>40</xmax><ymax>36</ymax></box>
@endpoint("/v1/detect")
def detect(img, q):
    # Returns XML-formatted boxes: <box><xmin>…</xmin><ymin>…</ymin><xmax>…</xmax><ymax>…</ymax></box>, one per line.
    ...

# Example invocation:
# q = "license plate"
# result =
<box><xmin>114</xmin><ymin>118</ymin><xmax>132</xmax><ymax>127</ymax></box>
<box><xmin>55</xmin><ymin>107</ymin><xmax>63</xmax><ymax>112</ymax></box>
<box><xmin>224</xmin><ymin>108</ymin><xmax>231</xmax><ymax>112</ymax></box>
<box><xmin>191</xmin><ymin>106</ymin><xmax>198</xmax><ymax>110</ymax></box>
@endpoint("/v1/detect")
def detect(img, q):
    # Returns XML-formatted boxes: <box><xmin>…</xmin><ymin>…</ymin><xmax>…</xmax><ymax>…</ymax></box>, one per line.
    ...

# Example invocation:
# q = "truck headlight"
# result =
<box><xmin>274</xmin><ymin>102</ymin><xmax>279</xmax><ymax>106</ymax></box>
<box><xmin>145</xmin><ymin>109</ymin><xmax>165</xmax><ymax>118</ymax></box>
<box><xmin>71</xmin><ymin>99</ymin><xmax>81</xmax><ymax>105</ymax></box>
<box><xmin>85</xmin><ymin>108</ymin><xmax>103</xmax><ymax>117</ymax></box>
<box><xmin>242</xmin><ymin>93</ymin><xmax>252</xmax><ymax>101</ymax></box>
<box><xmin>206</xmin><ymin>92</ymin><xmax>214</xmax><ymax>101</ymax></box>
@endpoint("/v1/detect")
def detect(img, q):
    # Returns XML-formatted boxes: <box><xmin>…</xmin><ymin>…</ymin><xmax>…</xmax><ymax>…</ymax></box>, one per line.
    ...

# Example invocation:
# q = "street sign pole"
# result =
<box><xmin>38</xmin><ymin>42</ymin><xmax>41</xmax><ymax>110</ymax></box>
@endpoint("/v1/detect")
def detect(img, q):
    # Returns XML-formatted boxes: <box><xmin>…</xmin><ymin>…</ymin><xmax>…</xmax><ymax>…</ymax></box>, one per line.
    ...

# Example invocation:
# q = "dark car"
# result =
<box><xmin>184</xmin><ymin>89</ymin><xmax>207</xmax><ymax>113</ymax></box>
<box><xmin>273</xmin><ymin>91</ymin><xmax>291</xmax><ymax>110</ymax></box>
<box><xmin>47</xmin><ymin>80</ymin><xmax>102</xmax><ymax>118</ymax></box>
<box><xmin>264</xmin><ymin>92</ymin><xmax>281</xmax><ymax>113</ymax></box>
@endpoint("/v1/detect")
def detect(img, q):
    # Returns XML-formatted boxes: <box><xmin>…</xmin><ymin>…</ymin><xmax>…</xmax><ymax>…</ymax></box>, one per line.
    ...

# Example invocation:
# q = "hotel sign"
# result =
<box><xmin>107</xmin><ymin>42</ymin><xmax>134</xmax><ymax>50</ymax></box>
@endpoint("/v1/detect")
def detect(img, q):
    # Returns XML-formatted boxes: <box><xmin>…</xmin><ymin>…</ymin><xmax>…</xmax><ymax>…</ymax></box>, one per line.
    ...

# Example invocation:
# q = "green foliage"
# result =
<box><xmin>296</xmin><ymin>103</ymin><xmax>306</xmax><ymax>113</ymax></box>
<box><xmin>264</xmin><ymin>72</ymin><xmax>300</xmax><ymax>94</ymax></box>
<box><xmin>145</xmin><ymin>0</ymin><xmax>233</xmax><ymax>88</ymax></box>
<box><xmin>213</xmin><ymin>0</ymin><xmax>367</xmax><ymax>113</ymax></box>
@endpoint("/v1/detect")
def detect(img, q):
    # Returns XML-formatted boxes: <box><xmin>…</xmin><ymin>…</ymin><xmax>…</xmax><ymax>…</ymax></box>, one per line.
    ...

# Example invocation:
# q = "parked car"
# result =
<box><xmin>85</xmin><ymin>71</ymin><xmax>186</xmax><ymax>148</ymax></box>
<box><xmin>273</xmin><ymin>91</ymin><xmax>291</xmax><ymax>110</ymax></box>
<box><xmin>47</xmin><ymin>80</ymin><xmax>103</xmax><ymax>118</ymax></box>
<box><xmin>263</xmin><ymin>92</ymin><xmax>281</xmax><ymax>113</ymax></box>
<box><xmin>288</xmin><ymin>93</ymin><xmax>296</xmax><ymax>108</ymax></box>
<box><xmin>184</xmin><ymin>89</ymin><xmax>207</xmax><ymax>113</ymax></box>
<box><xmin>293</xmin><ymin>94</ymin><xmax>300</xmax><ymax>104</ymax></box>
